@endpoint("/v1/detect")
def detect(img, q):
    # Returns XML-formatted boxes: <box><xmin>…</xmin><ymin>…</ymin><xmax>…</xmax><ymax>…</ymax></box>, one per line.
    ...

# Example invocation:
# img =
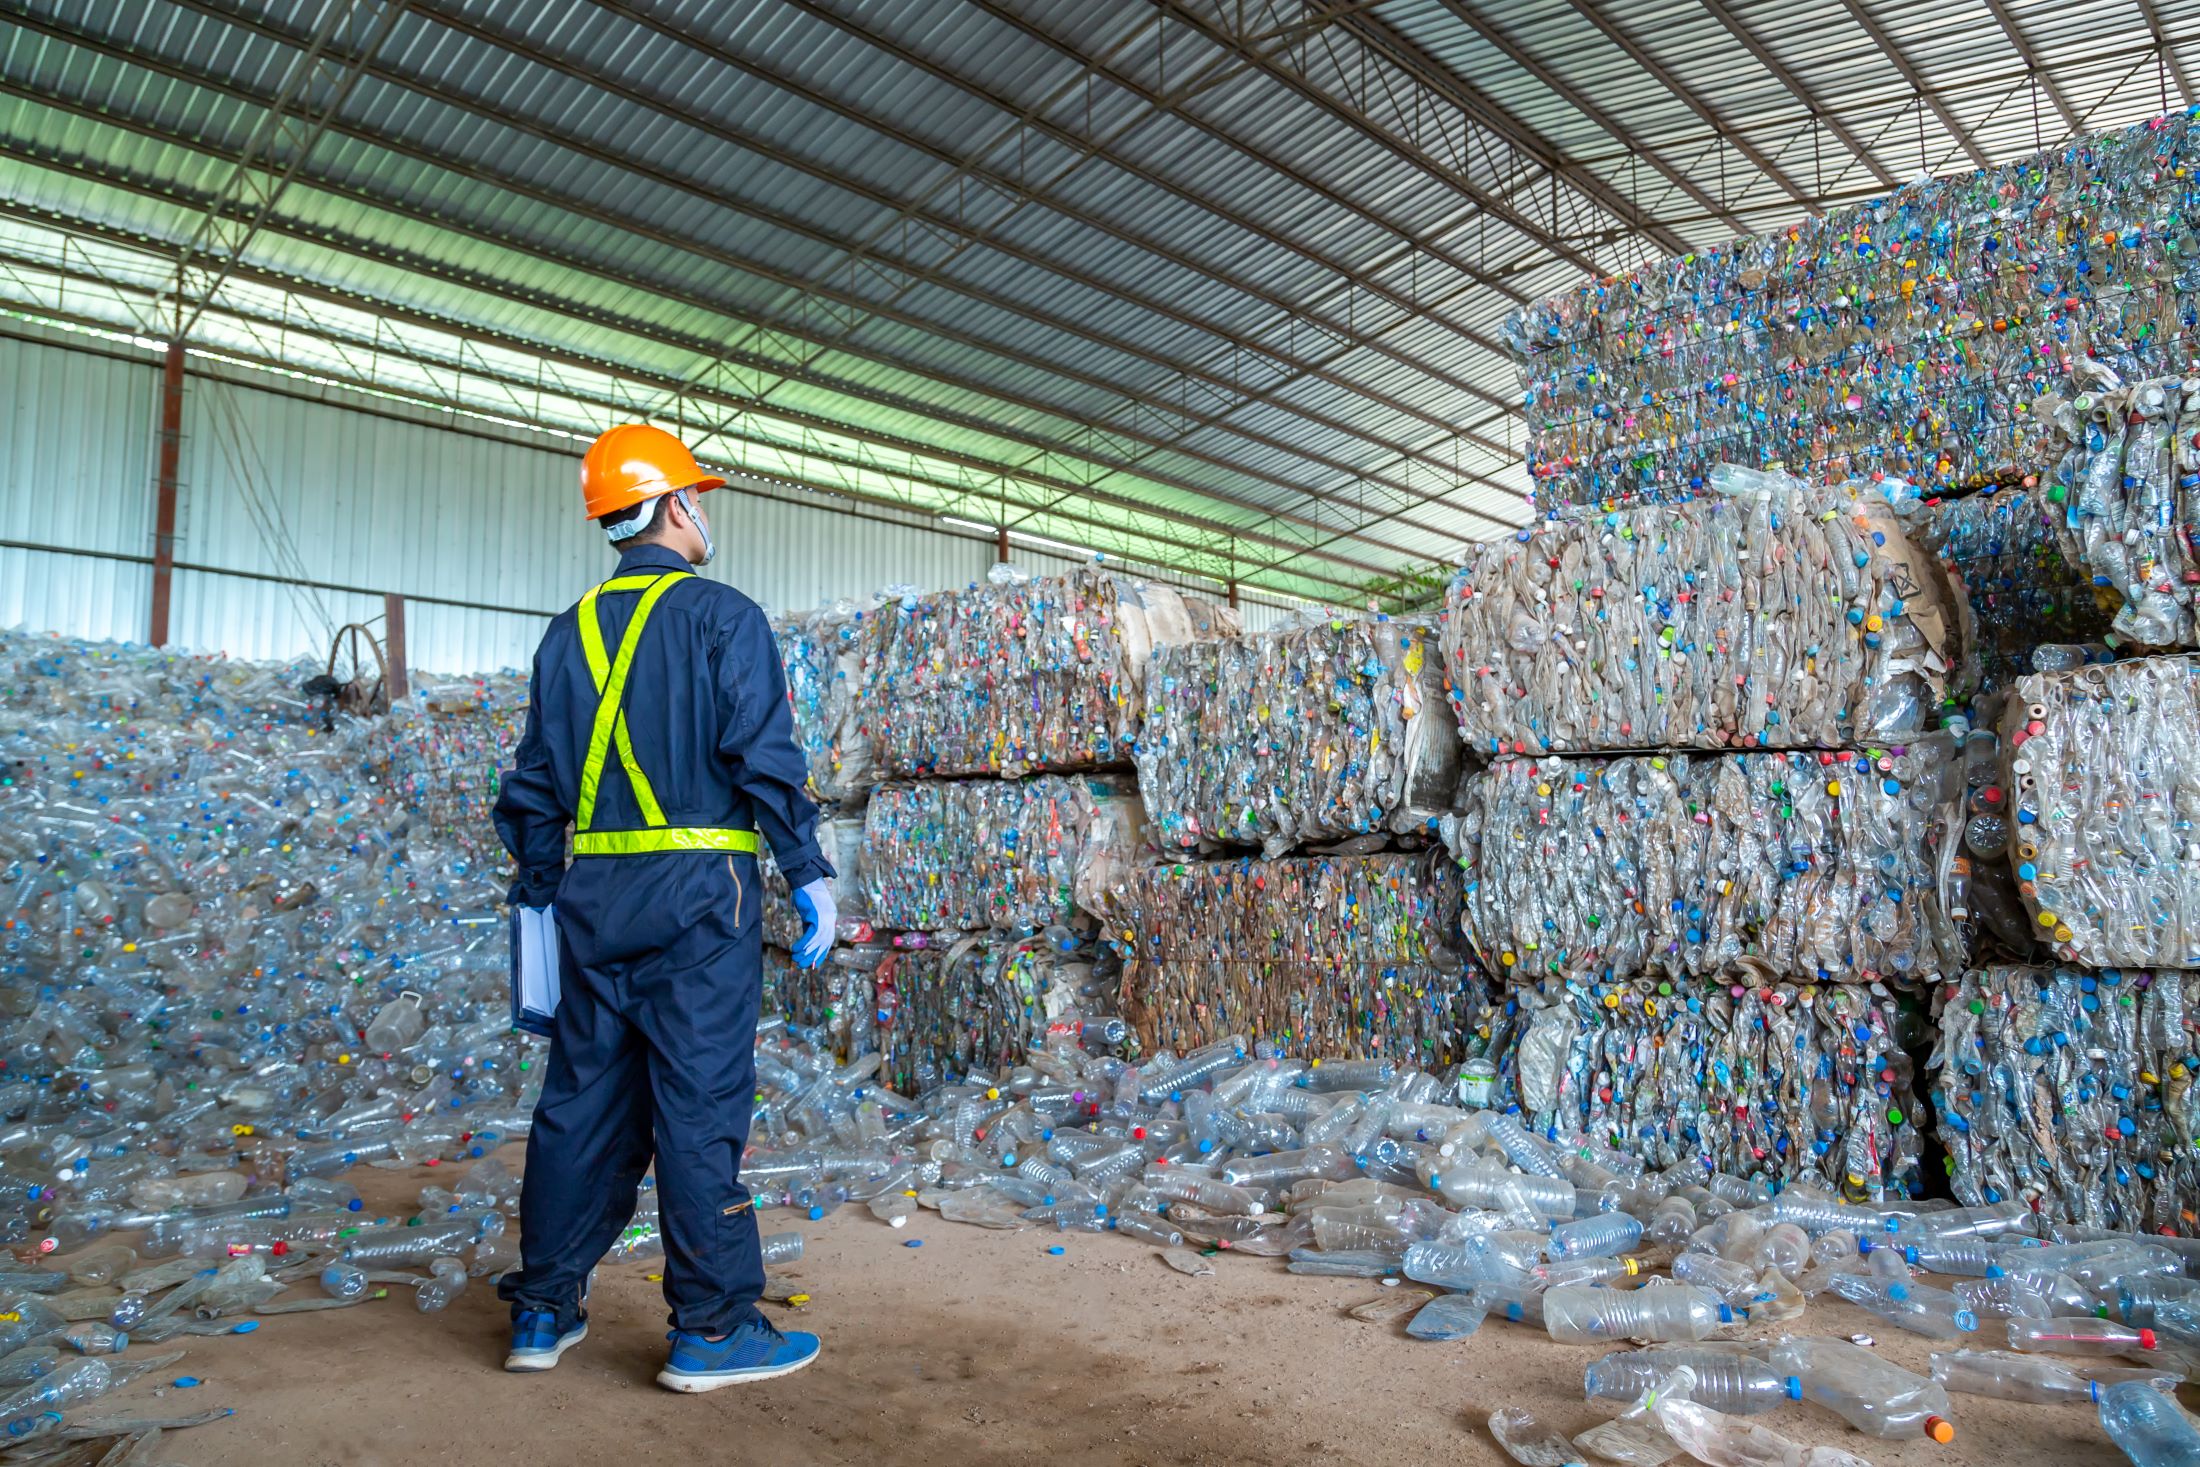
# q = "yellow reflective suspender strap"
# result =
<box><xmin>575</xmin><ymin>573</ymin><xmax>684</xmax><ymax>834</ymax></box>
<box><xmin>576</xmin><ymin>576</ymin><xmax>671</xmax><ymax>829</ymax></box>
<box><xmin>570</xmin><ymin>571</ymin><xmax>759</xmax><ymax>855</ymax></box>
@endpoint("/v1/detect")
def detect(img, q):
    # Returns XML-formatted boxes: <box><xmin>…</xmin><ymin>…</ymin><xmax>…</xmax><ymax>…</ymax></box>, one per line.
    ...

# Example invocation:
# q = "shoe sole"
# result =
<box><xmin>504</xmin><ymin>1321</ymin><xmax>589</xmax><ymax>1372</ymax></box>
<box><xmin>655</xmin><ymin>1351</ymin><xmax>819</xmax><ymax>1393</ymax></box>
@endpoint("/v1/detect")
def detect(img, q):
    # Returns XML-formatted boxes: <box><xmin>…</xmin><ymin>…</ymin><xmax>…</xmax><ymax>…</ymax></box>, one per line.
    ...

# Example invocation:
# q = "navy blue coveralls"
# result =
<box><xmin>492</xmin><ymin>542</ymin><xmax>831</xmax><ymax>1337</ymax></box>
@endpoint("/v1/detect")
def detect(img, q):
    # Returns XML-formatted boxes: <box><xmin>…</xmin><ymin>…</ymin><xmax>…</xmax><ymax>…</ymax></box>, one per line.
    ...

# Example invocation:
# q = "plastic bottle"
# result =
<box><xmin>1488</xmin><ymin>1406</ymin><xmax>1579</xmax><ymax>1467</ymax></box>
<box><xmin>1549</xmin><ymin>1214</ymin><xmax>1644</xmax><ymax>1260</ymax></box>
<box><xmin>1586</xmin><ymin>1350</ymin><xmax>1802</xmax><ymax>1415</ymax></box>
<box><xmin>2008</xmin><ymin>1319</ymin><xmax>2159</xmax><ymax>1357</ymax></box>
<box><xmin>1823</xmin><ymin>1273</ymin><xmax>1979</xmax><ymax>1339</ymax></box>
<box><xmin>759</xmin><ymin>1233</ymin><xmax>804</xmax><ymax>1266</ymax></box>
<box><xmin>1635</xmin><ymin>1366</ymin><xmax>1877</xmax><ymax>1467</ymax></box>
<box><xmin>2097</xmin><ymin>1379</ymin><xmax>2200</xmax><ymax>1467</ymax></box>
<box><xmin>415</xmin><ymin>1257</ymin><xmax>469</xmax><ymax>1313</ymax></box>
<box><xmin>1543</xmin><ymin>1284</ymin><xmax>1730</xmax><ymax>1345</ymax></box>
<box><xmin>1768</xmin><ymin>1337</ymin><xmax>1955</xmax><ymax>1441</ymax></box>
<box><xmin>1931</xmin><ymin>1349</ymin><xmax>2178</xmax><ymax>1405</ymax></box>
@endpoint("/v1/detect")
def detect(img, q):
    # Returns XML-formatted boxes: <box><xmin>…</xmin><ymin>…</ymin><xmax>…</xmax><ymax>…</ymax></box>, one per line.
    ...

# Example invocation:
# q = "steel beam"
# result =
<box><xmin>0</xmin><ymin>23</ymin><xmax>1520</xmax><ymax>549</ymax></box>
<box><xmin>1839</xmin><ymin>0</ymin><xmax>1993</xmax><ymax>170</ymax></box>
<box><xmin>419</xmin><ymin>0</ymin><xmax>1517</xmax><ymax>449</ymax></box>
<box><xmin>569</xmin><ymin>0</ymin><xmax>1516</xmax><ymax>427</ymax></box>
<box><xmin>0</xmin><ymin>133</ymin><xmax>1485</xmax><ymax>581</ymax></box>
<box><xmin>1557</xmin><ymin>0</ymin><xmax>1814</xmax><ymax>211</ymax></box>
<box><xmin>169</xmin><ymin>0</ymin><xmax>408</xmax><ymax>337</ymax></box>
<box><xmin>2137</xmin><ymin>0</ymin><xmax>2197</xmax><ymax>106</ymax></box>
<box><xmin>1143</xmin><ymin>0</ymin><xmax>1595</xmax><ymax>280</ymax></box>
<box><xmin>1980</xmin><ymin>0</ymin><xmax>2082</xmax><ymax>134</ymax></box>
<box><xmin>1337</xmin><ymin>5</ymin><xmax>1693</xmax><ymax>255</ymax></box>
<box><xmin>1696</xmin><ymin>0</ymin><xmax>1902</xmax><ymax>191</ymax></box>
<box><xmin>0</xmin><ymin>221</ymin><xmax>1401</xmax><ymax>599</ymax></box>
<box><xmin>161</xmin><ymin>0</ymin><xmax>1499</xmax><ymax>518</ymax></box>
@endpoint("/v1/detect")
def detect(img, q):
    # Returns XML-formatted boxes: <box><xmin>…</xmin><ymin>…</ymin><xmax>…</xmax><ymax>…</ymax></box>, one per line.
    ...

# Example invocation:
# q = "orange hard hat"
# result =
<box><xmin>580</xmin><ymin>424</ymin><xmax>725</xmax><ymax>521</ymax></box>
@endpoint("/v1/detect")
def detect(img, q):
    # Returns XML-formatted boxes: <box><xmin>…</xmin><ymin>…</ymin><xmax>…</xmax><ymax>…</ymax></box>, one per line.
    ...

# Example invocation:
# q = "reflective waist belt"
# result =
<box><xmin>572</xmin><ymin>571</ymin><xmax>756</xmax><ymax>858</ymax></box>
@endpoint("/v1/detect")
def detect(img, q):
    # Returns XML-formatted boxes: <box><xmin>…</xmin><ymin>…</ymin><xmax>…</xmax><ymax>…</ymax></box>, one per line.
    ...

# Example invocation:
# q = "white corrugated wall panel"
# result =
<box><xmin>3</xmin><ymin>333</ymin><xmax>1315</xmax><ymax>669</ymax></box>
<box><xmin>0</xmin><ymin>334</ymin><xmax>160</xmax><ymax>642</ymax></box>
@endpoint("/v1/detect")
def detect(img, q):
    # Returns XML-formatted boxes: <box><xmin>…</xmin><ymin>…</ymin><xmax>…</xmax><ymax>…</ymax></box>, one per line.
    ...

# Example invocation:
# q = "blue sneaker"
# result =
<box><xmin>504</xmin><ymin>1309</ymin><xmax>588</xmax><ymax>1372</ymax></box>
<box><xmin>657</xmin><ymin>1319</ymin><xmax>821</xmax><ymax>1392</ymax></box>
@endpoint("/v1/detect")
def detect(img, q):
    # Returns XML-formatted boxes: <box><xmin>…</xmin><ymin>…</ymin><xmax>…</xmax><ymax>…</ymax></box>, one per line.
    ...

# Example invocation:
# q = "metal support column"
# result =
<box><xmin>149</xmin><ymin>341</ymin><xmax>184</xmax><ymax>648</ymax></box>
<box><xmin>382</xmin><ymin>592</ymin><xmax>408</xmax><ymax>702</ymax></box>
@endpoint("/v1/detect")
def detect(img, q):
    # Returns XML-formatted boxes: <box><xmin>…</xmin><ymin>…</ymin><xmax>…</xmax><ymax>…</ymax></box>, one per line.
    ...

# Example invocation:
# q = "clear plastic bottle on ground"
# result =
<box><xmin>1550</xmin><ymin>1214</ymin><xmax>1644</xmax><ymax>1260</ymax></box>
<box><xmin>1544</xmin><ymin>1283</ymin><xmax>1730</xmax><ymax>1345</ymax></box>
<box><xmin>2008</xmin><ymin>1318</ymin><xmax>2158</xmax><ymax>1356</ymax></box>
<box><xmin>2097</xmin><ymin>1379</ymin><xmax>2200</xmax><ymax>1467</ymax></box>
<box><xmin>1489</xmin><ymin>1405</ymin><xmax>1580</xmax><ymax>1467</ymax></box>
<box><xmin>1768</xmin><ymin>1337</ymin><xmax>1955</xmax><ymax>1441</ymax></box>
<box><xmin>1931</xmin><ymin>1349</ymin><xmax>2179</xmax><ymax>1404</ymax></box>
<box><xmin>1586</xmin><ymin>1350</ymin><xmax>1802</xmax><ymax>1415</ymax></box>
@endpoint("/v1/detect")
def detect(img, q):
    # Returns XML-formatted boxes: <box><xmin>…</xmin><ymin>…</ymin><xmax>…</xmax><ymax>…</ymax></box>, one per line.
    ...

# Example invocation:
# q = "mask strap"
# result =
<box><xmin>677</xmin><ymin>486</ymin><xmax>716</xmax><ymax>565</ymax></box>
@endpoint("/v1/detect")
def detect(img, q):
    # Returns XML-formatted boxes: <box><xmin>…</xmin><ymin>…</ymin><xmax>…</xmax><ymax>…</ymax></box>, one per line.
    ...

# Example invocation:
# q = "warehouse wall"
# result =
<box><xmin>1</xmin><ymin>330</ymin><xmax>1287</xmax><ymax>673</ymax></box>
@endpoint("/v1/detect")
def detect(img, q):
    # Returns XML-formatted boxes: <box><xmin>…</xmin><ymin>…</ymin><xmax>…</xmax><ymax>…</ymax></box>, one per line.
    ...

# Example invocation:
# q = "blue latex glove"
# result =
<box><xmin>792</xmin><ymin>879</ymin><xmax>837</xmax><ymax>969</ymax></box>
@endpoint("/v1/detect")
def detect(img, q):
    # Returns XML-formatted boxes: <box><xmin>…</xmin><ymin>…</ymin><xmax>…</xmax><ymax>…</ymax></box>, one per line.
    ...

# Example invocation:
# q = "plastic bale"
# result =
<box><xmin>1442</xmin><ymin>470</ymin><xmax>1954</xmax><ymax>754</ymax></box>
<box><xmin>2004</xmin><ymin>653</ymin><xmax>2200</xmax><ymax>969</ymax></box>
<box><xmin>1501</xmin><ymin>977</ymin><xmax>1925</xmax><ymax>1200</ymax></box>
<box><xmin>1931</xmin><ymin>966</ymin><xmax>2200</xmax><ymax>1230</ymax></box>
<box><xmin>1444</xmin><ymin>742</ymin><xmax>1968</xmax><ymax>986</ymax></box>
<box><xmin>860</xmin><ymin>775</ymin><xmax>1142</xmax><ymax>934</ymax></box>
<box><xmin>866</xmin><ymin>566</ymin><xmax>1236</xmax><ymax>779</ymax></box>
<box><xmin>1504</xmin><ymin>111</ymin><xmax>2200</xmax><ymax>511</ymax></box>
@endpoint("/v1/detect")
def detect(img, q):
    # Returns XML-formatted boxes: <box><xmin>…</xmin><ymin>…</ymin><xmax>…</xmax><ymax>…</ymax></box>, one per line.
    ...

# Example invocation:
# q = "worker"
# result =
<box><xmin>491</xmin><ymin>423</ymin><xmax>836</xmax><ymax>1391</ymax></box>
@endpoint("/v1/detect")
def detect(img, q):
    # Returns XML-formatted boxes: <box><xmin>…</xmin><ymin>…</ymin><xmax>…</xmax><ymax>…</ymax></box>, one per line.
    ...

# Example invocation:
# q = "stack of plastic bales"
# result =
<box><xmin>1915</xmin><ymin>400</ymin><xmax>2200</xmax><ymax>1221</ymax></box>
<box><xmin>1506</xmin><ymin>111</ymin><xmax>2200</xmax><ymax>511</ymax></box>
<box><xmin>1438</xmin><ymin>469</ymin><xmax>1959</xmax><ymax>1194</ymax></box>
<box><xmin>1133</xmin><ymin>614</ymin><xmax>1456</xmax><ymax>857</ymax></box>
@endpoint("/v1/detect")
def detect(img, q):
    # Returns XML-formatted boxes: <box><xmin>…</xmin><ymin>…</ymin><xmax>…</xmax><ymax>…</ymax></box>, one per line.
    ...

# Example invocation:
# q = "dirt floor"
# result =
<box><xmin>97</xmin><ymin>1149</ymin><xmax>2135</xmax><ymax>1467</ymax></box>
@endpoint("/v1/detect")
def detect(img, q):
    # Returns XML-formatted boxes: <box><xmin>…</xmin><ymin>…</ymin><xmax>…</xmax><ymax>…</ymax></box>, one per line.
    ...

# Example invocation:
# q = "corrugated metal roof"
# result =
<box><xmin>0</xmin><ymin>0</ymin><xmax>2192</xmax><ymax>604</ymax></box>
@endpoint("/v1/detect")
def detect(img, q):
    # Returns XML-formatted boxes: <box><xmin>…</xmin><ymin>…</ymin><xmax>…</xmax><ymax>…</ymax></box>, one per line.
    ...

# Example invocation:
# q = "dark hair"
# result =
<box><xmin>601</xmin><ymin>494</ymin><xmax>677</xmax><ymax>549</ymax></box>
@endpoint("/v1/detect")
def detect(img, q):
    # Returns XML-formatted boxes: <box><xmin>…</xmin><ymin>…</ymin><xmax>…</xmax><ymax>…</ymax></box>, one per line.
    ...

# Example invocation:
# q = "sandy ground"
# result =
<box><xmin>75</xmin><ymin>1151</ymin><xmax>2134</xmax><ymax>1467</ymax></box>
